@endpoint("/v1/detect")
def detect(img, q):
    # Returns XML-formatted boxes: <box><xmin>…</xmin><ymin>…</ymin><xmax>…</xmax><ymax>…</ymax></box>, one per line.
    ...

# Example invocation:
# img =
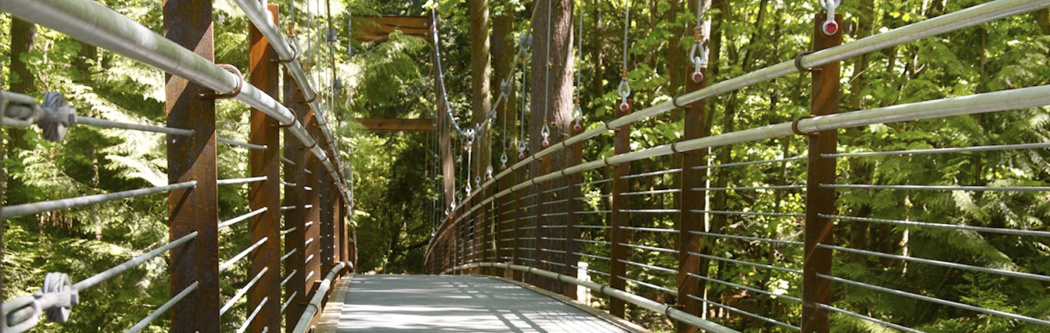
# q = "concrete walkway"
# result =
<box><xmin>333</xmin><ymin>275</ymin><xmax>633</xmax><ymax>332</ymax></box>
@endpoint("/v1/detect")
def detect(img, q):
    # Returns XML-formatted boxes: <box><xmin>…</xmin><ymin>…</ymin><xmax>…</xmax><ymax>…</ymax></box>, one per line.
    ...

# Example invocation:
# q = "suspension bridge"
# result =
<box><xmin>2</xmin><ymin>0</ymin><xmax>1050</xmax><ymax>332</ymax></box>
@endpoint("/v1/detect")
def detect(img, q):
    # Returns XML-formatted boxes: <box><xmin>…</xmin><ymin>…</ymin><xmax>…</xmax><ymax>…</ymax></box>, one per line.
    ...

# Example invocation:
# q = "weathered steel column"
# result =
<box><xmin>303</xmin><ymin>117</ymin><xmax>323</xmax><ymax>296</ymax></box>
<box><xmin>533</xmin><ymin>156</ymin><xmax>551</xmax><ymax>290</ymax></box>
<box><xmin>677</xmin><ymin>69</ymin><xmax>708</xmax><ymax>333</ymax></box>
<box><xmin>512</xmin><ymin>166</ymin><xmax>526</xmax><ymax>281</ymax></box>
<box><xmin>609</xmin><ymin>99</ymin><xmax>632</xmax><ymax>318</ymax></box>
<box><xmin>320</xmin><ymin>161</ymin><xmax>335</xmax><ymax>274</ymax></box>
<box><xmin>562</xmin><ymin>127</ymin><xmax>584</xmax><ymax>299</ymax></box>
<box><xmin>248</xmin><ymin>5</ymin><xmax>281</xmax><ymax>333</ymax></box>
<box><xmin>802</xmin><ymin>13</ymin><xmax>841</xmax><ymax>333</ymax></box>
<box><xmin>164</xmin><ymin>0</ymin><xmax>219</xmax><ymax>331</ymax></box>
<box><xmin>282</xmin><ymin>72</ymin><xmax>308</xmax><ymax>333</ymax></box>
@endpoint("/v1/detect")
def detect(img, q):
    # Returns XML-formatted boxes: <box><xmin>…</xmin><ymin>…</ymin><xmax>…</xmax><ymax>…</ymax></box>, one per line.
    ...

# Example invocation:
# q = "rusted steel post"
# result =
<box><xmin>337</xmin><ymin>196</ymin><xmax>346</xmax><ymax>263</ymax></box>
<box><xmin>164</xmin><ymin>0</ymin><xmax>219</xmax><ymax>331</ymax></box>
<box><xmin>320</xmin><ymin>166</ymin><xmax>334</xmax><ymax>274</ymax></box>
<box><xmin>802</xmin><ymin>13</ymin><xmax>841</xmax><ymax>333</ymax></box>
<box><xmin>534</xmin><ymin>156</ymin><xmax>552</xmax><ymax>291</ymax></box>
<box><xmin>677</xmin><ymin>69</ymin><xmax>708</xmax><ymax>333</ymax></box>
<box><xmin>248</xmin><ymin>5</ymin><xmax>281</xmax><ymax>333</ymax></box>
<box><xmin>562</xmin><ymin>127</ymin><xmax>584</xmax><ymax>299</ymax></box>
<box><xmin>304</xmin><ymin>117</ymin><xmax>323</xmax><ymax>297</ymax></box>
<box><xmin>282</xmin><ymin>69</ymin><xmax>308</xmax><ymax>333</ymax></box>
<box><xmin>512</xmin><ymin>166</ymin><xmax>526</xmax><ymax>281</ymax></box>
<box><xmin>609</xmin><ymin>99</ymin><xmax>632</xmax><ymax>318</ymax></box>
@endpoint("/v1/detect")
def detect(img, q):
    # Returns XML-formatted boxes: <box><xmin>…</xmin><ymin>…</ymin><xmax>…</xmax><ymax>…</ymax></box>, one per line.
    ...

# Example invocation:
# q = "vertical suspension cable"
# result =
<box><xmin>689</xmin><ymin>0</ymin><xmax>707</xmax><ymax>83</ymax></box>
<box><xmin>572</xmin><ymin>1</ymin><xmax>584</xmax><ymax>132</ymax></box>
<box><xmin>540</xmin><ymin>0</ymin><xmax>554</xmax><ymax>148</ymax></box>
<box><xmin>617</xmin><ymin>0</ymin><xmax>632</xmax><ymax>113</ymax></box>
<box><xmin>518</xmin><ymin>35</ymin><xmax>528</xmax><ymax>159</ymax></box>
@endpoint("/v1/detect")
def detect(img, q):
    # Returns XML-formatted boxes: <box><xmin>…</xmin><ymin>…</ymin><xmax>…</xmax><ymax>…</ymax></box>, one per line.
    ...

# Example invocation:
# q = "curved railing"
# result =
<box><xmin>0</xmin><ymin>0</ymin><xmax>355</xmax><ymax>332</ymax></box>
<box><xmin>425</xmin><ymin>1</ymin><xmax>1050</xmax><ymax>332</ymax></box>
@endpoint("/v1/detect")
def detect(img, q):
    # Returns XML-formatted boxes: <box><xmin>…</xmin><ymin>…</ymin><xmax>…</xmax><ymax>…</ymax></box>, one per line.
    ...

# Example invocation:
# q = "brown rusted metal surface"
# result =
<box><xmin>512</xmin><ymin>165</ymin><xmax>527</xmax><ymax>282</ymax></box>
<box><xmin>609</xmin><ymin>99</ymin><xmax>632</xmax><ymax>318</ymax></box>
<box><xmin>677</xmin><ymin>68</ymin><xmax>708</xmax><ymax>333</ymax></box>
<box><xmin>163</xmin><ymin>0</ymin><xmax>220</xmax><ymax>331</ymax></box>
<box><xmin>320</xmin><ymin>159</ymin><xmax>335</xmax><ymax>274</ymax></box>
<box><xmin>802</xmin><ymin>13</ymin><xmax>841</xmax><ymax>333</ymax></box>
<box><xmin>303</xmin><ymin>111</ymin><xmax>324</xmax><ymax>328</ymax></box>
<box><xmin>355</xmin><ymin>118</ymin><xmax>436</xmax><ymax>132</ymax></box>
<box><xmin>562</xmin><ymin>127</ymin><xmax>584</xmax><ymax>300</ymax></box>
<box><xmin>248</xmin><ymin>5</ymin><xmax>282</xmax><ymax>333</ymax></box>
<box><xmin>282</xmin><ymin>62</ymin><xmax>309</xmax><ymax>333</ymax></box>
<box><xmin>533</xmin><ymin>156</ymin><xmax>551</xmax><ymax>291</ymax></box>
<box><xmin>352</xmin><ymin>16</ymin><xmax>431</xmax><ymax>41</ymax></box>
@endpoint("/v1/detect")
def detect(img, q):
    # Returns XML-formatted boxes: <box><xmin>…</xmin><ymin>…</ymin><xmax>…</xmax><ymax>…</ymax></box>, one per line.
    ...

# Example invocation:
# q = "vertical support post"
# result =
<box><xmin>164</xmin><ymin>0</ymin><xmax>219</xmax><ymax>331</ymax></box>
<box><xmin>677</xmin><ymin>69</ymin><xmax>708</xmax><ymax>332</ymax></box>
<box><xmin>249</xmin><ymin>5</ymin><xmax>281</xmax><ymax>333</ymax></box>
<box><xmin>320</xmin><ymin>164</ymin><xmax>335</xmax><ymax>274</ymax></box>
<box><xmin>802</xmin><ymin>13</ymin><xmax>841</xmax><ymax>333</ymax></box>
<box><xmin>562</xmin><ymin>128</ymin><xmax>584</xmax><ymax>299</ymax></box>
<box><xmin>609</xmin><ymin>100</ymin><xmax>632</xmax><ymax>318</ymax></box>
<box><xmin>534</xmin><ymin>156</ymin><xmax>551</xmax><ymax>290</ymax></box>
<box><xmin>304</xmin><ymin>127</ymin><xmax>322</xmax><ymax>291</ymax></box>
<box><xmin>282</xmin><ymin>74</ymin><xmax>308</xmax><ymax>333</ymax></box>
<box><xmin>336</xmin><ymin>196</ymin><xmax>346</xmax><ymax>263</ymax></box>
<box><xmin>512</xmin><ymin>166</ymin><xmax>526</xmax><ymax>282</ymax></box>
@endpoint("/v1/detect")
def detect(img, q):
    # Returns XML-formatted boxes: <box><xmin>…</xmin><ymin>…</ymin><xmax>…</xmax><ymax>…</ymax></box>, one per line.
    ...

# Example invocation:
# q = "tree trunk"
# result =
<box><xmin>471</xmin><ymin>0</ymin><xmax>493</xmax><ymax>182</ymax></box>
<box><xmin>5</xmin><ymin>18</ymin><xmax>36</xmax><ymax>207</ymax></box>
<box><xmin>530</xmin><ymin>0</ymin><xmax>574</xmax><ymax>292</ymax></box>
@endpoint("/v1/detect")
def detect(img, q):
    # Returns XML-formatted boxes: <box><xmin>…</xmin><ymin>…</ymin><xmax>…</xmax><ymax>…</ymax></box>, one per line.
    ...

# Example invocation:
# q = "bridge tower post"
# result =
<box><xmin>801</xmin><ymin>12</ymin><xmax>841</xmax><ymax>333</ymax></box>
<box><xmin>609</xmin><ymin>98</ymin><xmax>632</xmax><ymax>318</ymax></box>
<box><xmin>562</xmin><ymin>127</ymin><xmax>584</xmax><ymax>300</ymax></box>
<box><xmin>248</xmin><ymin>4</ymin><xmax>282</xmax><ymax>333</ymax></box>
<box><xmin>677</xmin><ymin>65</ymin><xmax>709</xmax><ymax>333</ymax></box>
<box><xmin>282</xmin><ymin>48</ymin><xmax>309</xmax><ymax>333</ymax></box>
<box><xmin>163</xmin><ymin>0</ymin><xmax>220</xmax><ymax>331</ymax></box>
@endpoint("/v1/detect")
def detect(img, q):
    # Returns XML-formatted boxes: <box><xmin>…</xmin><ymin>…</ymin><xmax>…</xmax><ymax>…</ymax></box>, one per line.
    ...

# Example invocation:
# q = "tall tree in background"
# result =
<box><xmin>470</xmin><ymin>0</ymin><xmax>492</xmax><ymax>181</ymax></box>
<box><xmin>529</xmin><ymin>0</ymin><xmax>573</xmax><ymax>291</ymax></box>
<box><xmin>6</xmin><ymin>18</ymin><xmax>36</xmax><ymax>206</ymax></box>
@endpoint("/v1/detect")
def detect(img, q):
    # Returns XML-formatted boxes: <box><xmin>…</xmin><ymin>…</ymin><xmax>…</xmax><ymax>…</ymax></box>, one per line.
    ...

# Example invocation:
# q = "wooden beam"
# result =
<box><xmin>356</xmin><ymin>118</ymin><xmax>435</xmax><ymax>132</ymax></box>
<box><xmin>353</xmin><ymin>16</ymin><xmax>431</xmax><ymax>42</ymax></box>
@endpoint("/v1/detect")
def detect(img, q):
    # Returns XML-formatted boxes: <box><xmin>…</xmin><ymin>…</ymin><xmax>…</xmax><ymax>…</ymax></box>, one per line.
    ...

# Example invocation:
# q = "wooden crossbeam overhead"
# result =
<box><xmin>353</xmin><ymin>16</ymin><xmax>431</xmax><ymax>42</ymax></box>
<box><xmin>356</xmin><ymin>118</ymin><xmax>435</xmax><ymax>132</ymax></box>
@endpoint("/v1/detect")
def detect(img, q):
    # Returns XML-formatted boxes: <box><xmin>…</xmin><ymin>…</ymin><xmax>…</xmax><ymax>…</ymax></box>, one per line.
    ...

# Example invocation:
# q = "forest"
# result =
<box><xmin>1</xmin><ymin>0</ymin><xmax>1050</xmax><ymax>332</ymax></box>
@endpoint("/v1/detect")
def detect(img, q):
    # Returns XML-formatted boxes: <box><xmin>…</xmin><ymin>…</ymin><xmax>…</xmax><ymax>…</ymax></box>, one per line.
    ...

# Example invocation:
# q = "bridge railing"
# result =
<box><xmin>426</xmin><ymin>1</ymin><xmax>1050</xmax><ymax>332</ymax></box>
<box><xmin>0</xmin><ymin>1</ymin><xmax>355</xmax><ymax>332</ymax></box>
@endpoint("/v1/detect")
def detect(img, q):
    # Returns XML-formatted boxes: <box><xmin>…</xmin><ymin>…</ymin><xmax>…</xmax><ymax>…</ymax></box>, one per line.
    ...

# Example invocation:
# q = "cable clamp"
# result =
<box><xmin>671</xmin><ymin>94</ymin><xmax>687</xmax><ymax>109</ymax></box>
<box><xmin>792</xmin><ymin>114</ymin><xmax>817</xmax><ymax>137</ymax></box>
<box><xmin>278</xmin><ymin>109</ymin><xmax>299</xmax><ymax>128</ymax></box>
<box><xmin>670</xmin><ymin>142</ymin><xmax>681</xmax><ymax>154</ymax></box>
<box><xmin>278</xmin><ymin>37</ymin><xmax>303</xmax><ymax>64</ymax></box>
<box><xmin>200</xmin><ymin>64</ymin><xmax>243</xmax><ymax>100</ymax></box>
<box><xmin>39</xmin><ymin>92</ymin><xmax>77</xmax><ymax>142</ymax></box>
<box><xmin>794</xmin><ymin>51</ymin><xmax>815</xmax><ymax>72</ymax></box>
<box><xmin>40</xmin><ymin>273</ymin><xmax>78</xmax><ymax>323</ymax></box>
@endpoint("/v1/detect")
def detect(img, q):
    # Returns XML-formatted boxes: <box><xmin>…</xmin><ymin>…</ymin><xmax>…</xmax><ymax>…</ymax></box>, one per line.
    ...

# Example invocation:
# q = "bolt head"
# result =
<box><xmin>619</xmin><ymin>101</ymin><xmax>631</xmax><ymax>112</ymax></box>
<box><xmin>691</xmin><ymin>71</ymin><xmax>704</xmax><ymax>83</ymax></box>
<box><xmin>573</xmin><ymin>123</ymin><xmax>583</xmax><ymax>132</ymax></box>
<box><xmin>518</xmin><ymin>152</ymin><xmax>526</xmax><ymax>160</ymax></box>
<box><xmin>541</xmin><ymin>138</ymin><xmax>550</xmax><ymax>148</ymax></box>
<box><xmin>823</xmin><ymin>21</ymin><xmax>838</xmax><ymax>35</ymax></box>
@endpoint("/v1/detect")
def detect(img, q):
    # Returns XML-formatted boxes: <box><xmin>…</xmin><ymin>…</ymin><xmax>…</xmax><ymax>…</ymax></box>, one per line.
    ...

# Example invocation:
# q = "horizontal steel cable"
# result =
<box><xmin>1</xmin><ymin>181</ymin><xmax>196</xmax><ymax>219</ymax></box>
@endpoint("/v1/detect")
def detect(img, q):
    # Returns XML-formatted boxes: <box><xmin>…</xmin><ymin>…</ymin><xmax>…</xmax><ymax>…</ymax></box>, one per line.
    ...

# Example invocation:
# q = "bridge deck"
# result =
<box><xmin>326</xmin><ymin>275</ymin><xmax>637</xmax><ymax>332</ymax></box>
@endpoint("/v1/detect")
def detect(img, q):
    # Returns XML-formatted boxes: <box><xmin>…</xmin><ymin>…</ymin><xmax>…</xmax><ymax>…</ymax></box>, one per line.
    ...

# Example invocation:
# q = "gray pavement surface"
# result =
<box><xmin>336</xmin><ymin>275</ymin><xmax>630</xmax><ymax>332</ymax></box>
